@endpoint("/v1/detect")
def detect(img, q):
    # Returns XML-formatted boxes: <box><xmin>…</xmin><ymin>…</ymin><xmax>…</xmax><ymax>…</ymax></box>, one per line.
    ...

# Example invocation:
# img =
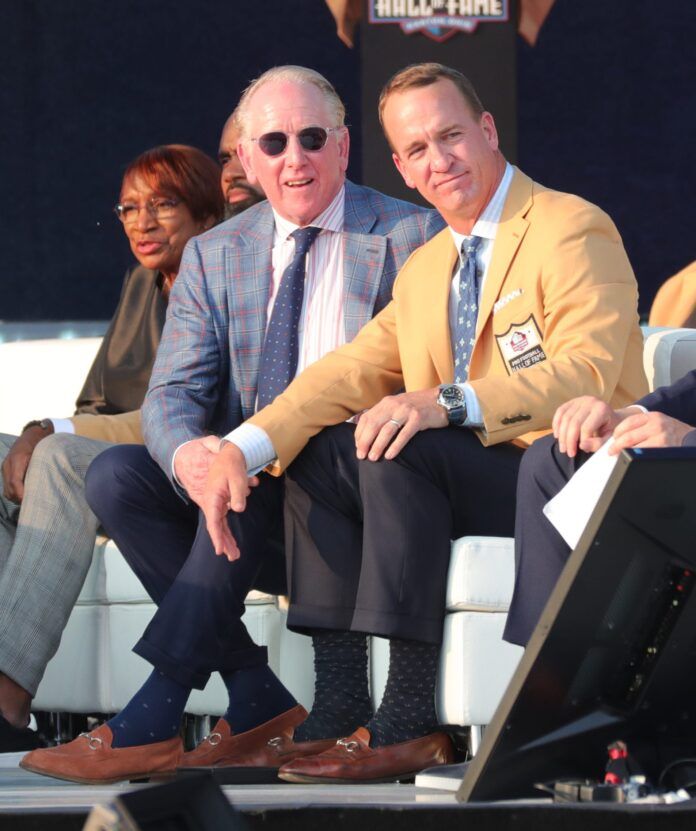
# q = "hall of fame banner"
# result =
<box><xmin>368</xmin><ymin>0</ymin><xmax>509</xmax><ymax>42</ymax></box>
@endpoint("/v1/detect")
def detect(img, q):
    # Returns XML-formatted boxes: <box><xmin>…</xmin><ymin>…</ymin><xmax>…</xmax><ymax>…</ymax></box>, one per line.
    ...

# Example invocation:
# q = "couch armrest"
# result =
<box><xmin>642</xmin><ymin>327</ymin><xmax>696</xmax><ymax>392</ymax></box>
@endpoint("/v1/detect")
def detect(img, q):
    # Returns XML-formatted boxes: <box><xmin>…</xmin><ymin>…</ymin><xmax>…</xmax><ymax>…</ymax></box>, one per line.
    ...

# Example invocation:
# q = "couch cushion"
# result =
<box><xmin>105</xmin><ymin>602</ymin><xmax>285</xmax><ymax>714</ymax></box>
<box><xmin>33</xmin><ymin>605</ymin><xmax>110</xmax><ymax>713</ymax></box>
<box><xmin>97</xmin><ymin>540</ymin><xmax>275</xmax><ymax>605</ymax></box>
<box><xmin>75</xmin><ymin>537</ymin><xmax>109</xmax><ymax>604</ymax></box>
<box><xmin>643</xmin><ymin>326</ymin><xmax>696</xmax><ymax>390</ymax></box>
<box><xmin>437</xmin><ymin>611</ymin><xmax>523</xmax><ymax>727</ymax></box>
<box><xmin>446</xmin><ymin>536</ymin><xmax>515</xmax><ymax>612</ymax></box>
<box><xmin>0</xmin><ymin>337</ymin><xmax>102</xmax><ymax>435</ymax></box>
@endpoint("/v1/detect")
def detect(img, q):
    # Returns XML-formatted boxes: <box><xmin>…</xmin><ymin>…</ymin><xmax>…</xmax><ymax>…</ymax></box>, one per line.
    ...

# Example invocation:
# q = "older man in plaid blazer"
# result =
<box><xmin>20</xmin><ymin>66</ymin><xmax>443</xmax><ymax>784</ymax></box>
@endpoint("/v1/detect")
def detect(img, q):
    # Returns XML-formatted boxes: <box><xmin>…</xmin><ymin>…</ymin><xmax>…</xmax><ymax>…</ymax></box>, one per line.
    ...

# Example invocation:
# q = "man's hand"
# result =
<box><xmin>552</xmin><ymin>396</ymin><xmax>632</xmax><ymax>457</ymax></box>
<box><xmin>609</xmin><ymin>411</ymin><xmax>694</xmax><ymax>455</ymax></box>
<box><xmin>354</xmin><ymin>388</ymin><xmax>447</xmax><ymax>461</ymax></box>
<box><xmin>1</xmin><ymin>424</ymin><xmax>53</xmax><ymax>504</ymax></box>
<box><xmin>201</xmin><ymin>442</ymin><xmax>259</xmax><ymax>561</ymax></box>
<box><xmin>173</xmin><ymin>436</ymin><xmax>222</xmax><ymax>508</ymax></box>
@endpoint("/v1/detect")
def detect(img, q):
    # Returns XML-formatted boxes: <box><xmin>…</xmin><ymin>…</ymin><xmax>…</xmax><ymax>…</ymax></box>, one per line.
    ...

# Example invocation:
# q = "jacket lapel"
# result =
<box><xmin>224</xmin><ymin>205</ymin><xmax>275</xmax><ymax>418</ymax></box>
<box><xmin>475</xmin><ymin>168</ymin><xmax>533</xmax><ymax>337</ymax></box>
<box><xmin>342</xmin><ymin>181</ymin><xmax>387</xmax><ymax>340</ymax></box>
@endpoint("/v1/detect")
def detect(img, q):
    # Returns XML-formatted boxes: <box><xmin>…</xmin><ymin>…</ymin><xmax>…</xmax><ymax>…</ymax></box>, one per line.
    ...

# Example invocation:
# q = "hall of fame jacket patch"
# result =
<box><xmin>494</xmin><ymin>314</ymin><xmax>547</xmax><ymax>374</ymax></box>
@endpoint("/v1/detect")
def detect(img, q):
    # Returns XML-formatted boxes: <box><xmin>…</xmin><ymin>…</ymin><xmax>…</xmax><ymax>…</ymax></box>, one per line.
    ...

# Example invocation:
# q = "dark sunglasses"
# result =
<box><xmin>251</xmin><ymin>126</ymin><xmax>341</xmax><ymax>157</ymax></box>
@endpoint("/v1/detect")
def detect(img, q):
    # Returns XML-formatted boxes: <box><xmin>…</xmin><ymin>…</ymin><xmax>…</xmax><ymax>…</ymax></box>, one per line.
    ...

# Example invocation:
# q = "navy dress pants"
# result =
<box><xmin>503</xmin><ymin>433</ymin><xmax>590</xmax><ymax>647</ymax></box>
<box><xmin>284</xmin><ymin>423</ymin><xmax>524</xmax><ymax>645</ymax></box>
<box><xmin>85</xmin><ymin>445</ymin><xmax>285</xmax><ymax>689</ymax></box>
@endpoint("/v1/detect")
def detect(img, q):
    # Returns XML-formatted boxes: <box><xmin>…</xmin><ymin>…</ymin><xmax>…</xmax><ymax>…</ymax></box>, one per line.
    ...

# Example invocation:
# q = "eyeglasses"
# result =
<box><xmin>114</xmin><ymin>197</ymin><xmax>181</xmax><ymax>224</ymax></box>
<box><xmin>250</xmin><ymin>126</ymin><xmax>341</xmax><ymax>158</ymax></box>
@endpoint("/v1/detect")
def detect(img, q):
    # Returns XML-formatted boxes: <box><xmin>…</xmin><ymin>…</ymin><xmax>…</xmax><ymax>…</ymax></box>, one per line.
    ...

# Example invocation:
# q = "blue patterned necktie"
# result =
<box><xmin>453</xmin><ymin>235</ymin><xmax>482</xmax><ymax>384</ymax></box>
<box><xmin>257</xmin><ymin>226</ymin><xmax>322</xmax><ymax>409</ymax></box>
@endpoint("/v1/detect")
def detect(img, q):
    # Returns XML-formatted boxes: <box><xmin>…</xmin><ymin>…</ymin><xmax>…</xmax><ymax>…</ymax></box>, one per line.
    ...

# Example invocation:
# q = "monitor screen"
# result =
<box><xmin>458</xmin><ymin>447</ymin><xmax>696</xmax><ymax>802</ymax></box>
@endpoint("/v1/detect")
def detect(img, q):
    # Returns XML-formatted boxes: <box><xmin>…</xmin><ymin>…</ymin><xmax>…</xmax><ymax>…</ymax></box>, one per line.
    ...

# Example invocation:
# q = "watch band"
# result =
<box><xmin>22</xmin><ymin>418</ymin><xmax>53</xmax><ymax>434</ymax></box>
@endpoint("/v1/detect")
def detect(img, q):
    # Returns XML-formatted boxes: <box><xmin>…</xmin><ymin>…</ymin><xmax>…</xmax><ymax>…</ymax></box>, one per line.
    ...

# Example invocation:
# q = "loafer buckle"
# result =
<box><xmin>79</xmin><ymin>732</ymin><xmax>104</xmax><ymax>751</ymax></box>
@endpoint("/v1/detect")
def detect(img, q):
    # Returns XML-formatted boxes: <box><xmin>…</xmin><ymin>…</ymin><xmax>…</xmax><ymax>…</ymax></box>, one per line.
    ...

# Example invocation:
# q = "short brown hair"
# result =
<box><xmin>121</xmin><ymin>144</ymin><xmax>224</xmax><ymax>225</ymax></box>
<box><xmin>378</xmin><ymin>63</ymin><xmax>484</xmax><ymax>129</ymax></box>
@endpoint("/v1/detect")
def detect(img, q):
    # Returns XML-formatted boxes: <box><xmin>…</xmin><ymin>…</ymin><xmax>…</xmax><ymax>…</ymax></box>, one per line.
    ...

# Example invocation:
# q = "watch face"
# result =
<box><xmin>440</xmin><ymin>385</ymin><xmax>465</xmax><ymax>407</ymax></box>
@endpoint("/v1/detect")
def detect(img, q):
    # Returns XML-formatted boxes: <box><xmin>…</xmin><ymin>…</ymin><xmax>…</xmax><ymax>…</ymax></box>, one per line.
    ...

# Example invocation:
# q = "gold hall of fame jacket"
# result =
<box><xmin>250</xmin><ymin>167</ymin><xmax>649</xmax><ymax>474</ymax></box>
<box><xmin>71</xmin><ymin>409</ymin><xmax>143</xmax><ymax>444</ymax></box>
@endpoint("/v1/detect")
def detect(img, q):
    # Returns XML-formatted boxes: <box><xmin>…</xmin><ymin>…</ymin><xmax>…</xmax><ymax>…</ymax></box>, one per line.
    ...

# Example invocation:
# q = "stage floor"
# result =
<box><xmin>3</xmin><ymin>751</ymin><xmax>696</xmax><ymax>831</ymax></box>
<box><xmin>0</xmin><ymin>751</ymin><xmax>460</xmax><ymax>815</ymax></box>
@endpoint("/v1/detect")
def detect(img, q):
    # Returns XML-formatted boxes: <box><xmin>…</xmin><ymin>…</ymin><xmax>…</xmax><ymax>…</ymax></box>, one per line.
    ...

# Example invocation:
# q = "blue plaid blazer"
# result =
<box><xmin>142</xmin><ymin>180</ymin><xmax>445</xmax><ymax>481</ymax></box>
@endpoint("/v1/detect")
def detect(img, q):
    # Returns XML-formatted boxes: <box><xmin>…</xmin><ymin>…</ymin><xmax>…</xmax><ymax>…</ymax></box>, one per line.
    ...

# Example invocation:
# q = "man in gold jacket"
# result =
<box><xmin>202</xmin><ymin>63</ymin><xmax>647</xmax><ymax>784</ymax></box>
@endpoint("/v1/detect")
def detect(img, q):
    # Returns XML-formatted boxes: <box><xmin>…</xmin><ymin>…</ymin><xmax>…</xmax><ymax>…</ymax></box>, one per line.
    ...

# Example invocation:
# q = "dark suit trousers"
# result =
<box><xmin>284</xmin><ymin>423</ymin><xmax>524</xmax><ymax>644</ymax></box>
<box><xmin>85</xmin><ymin>445</ymin><xmax>285</xmax><ymax>689</ymax></box>
<box><xmin>503</xmin><ymin>433</ymin><xmax>590</xmax><ymax>647</ymax></box>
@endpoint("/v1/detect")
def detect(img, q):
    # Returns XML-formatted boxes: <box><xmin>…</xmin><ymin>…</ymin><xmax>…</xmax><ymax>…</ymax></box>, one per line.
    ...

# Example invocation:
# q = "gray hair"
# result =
<box><xmin>236</xmin><ymin>66</ymin><xmax>346</xmax><ymax>137</ymax></box>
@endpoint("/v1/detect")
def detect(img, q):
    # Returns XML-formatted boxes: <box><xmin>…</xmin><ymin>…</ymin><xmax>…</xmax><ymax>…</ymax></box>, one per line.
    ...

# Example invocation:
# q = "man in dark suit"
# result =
<box><xmin>20</xmin><ymin>65</ymin><xmax>444</xmax><ymax>784</ymax></box>
<box><xmin>504</xmin><ymin>370</ymin><xmax>696</xmax><ymax>648</ymax></box>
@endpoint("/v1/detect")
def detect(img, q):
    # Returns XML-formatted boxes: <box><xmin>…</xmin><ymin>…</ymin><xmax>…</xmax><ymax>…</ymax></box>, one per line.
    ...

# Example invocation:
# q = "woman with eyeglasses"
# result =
<box><xmin>0</xmin><ymin>144</ymin><xmax>223</xmax><ymax>753</ymax></box>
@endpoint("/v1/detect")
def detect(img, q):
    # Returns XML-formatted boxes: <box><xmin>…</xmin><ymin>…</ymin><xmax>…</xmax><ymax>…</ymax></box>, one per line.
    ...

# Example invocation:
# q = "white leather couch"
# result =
<box><xmin>2</xmin><ymin>327</ymin><xmax>696</xmax><ymax>745</ymax></box>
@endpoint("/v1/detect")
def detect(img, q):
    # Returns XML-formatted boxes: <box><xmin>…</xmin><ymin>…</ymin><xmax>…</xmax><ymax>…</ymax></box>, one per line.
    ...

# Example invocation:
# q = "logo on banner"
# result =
<box><xmin>369</xmin><ymin>0</ymin><xmax>509</xmax><ymax>42</ymax></box>
<box><xmin>495</xmin><ymin>315</ymin><xmax>547</xmax><ymax>374</ymax></box>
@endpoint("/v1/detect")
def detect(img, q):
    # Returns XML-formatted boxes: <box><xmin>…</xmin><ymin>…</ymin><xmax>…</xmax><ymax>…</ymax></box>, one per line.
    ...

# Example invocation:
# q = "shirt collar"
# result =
<box><xmin>272</xmin><ymin>184</ymin><xmax>346</xmax><ymax>243</ymax></box>
<box><xmin>449</xmin><ymin>162</ymin><xmax>514</xmax><ymax>256</ymax></box>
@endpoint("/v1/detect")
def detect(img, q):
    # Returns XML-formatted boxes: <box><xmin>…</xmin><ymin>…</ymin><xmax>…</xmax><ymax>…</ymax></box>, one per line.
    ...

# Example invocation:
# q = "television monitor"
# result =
<box><xmin>458</xmin><ymin>446</ymin><xmax>696</xmax><ymax>802</ymax></box>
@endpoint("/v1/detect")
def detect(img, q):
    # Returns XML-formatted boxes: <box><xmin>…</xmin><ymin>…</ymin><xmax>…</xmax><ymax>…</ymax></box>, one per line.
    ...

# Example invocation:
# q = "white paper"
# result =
<box><xmin>543</xmin><ymin>440</ymin><xmax>620</xmax><ymax>549</ymax></box>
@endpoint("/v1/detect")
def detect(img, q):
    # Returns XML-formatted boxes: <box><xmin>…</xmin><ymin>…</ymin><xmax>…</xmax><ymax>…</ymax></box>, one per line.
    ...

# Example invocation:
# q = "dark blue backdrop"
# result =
<box><xmin>1</xmin><ymin>0</ymin><xmax>694</xmax><ymax>319</ymax></box>
<box><xmin>518</xmin><ymin>0</ymin><xmax>696</xmax><ymax>318</ymax></box>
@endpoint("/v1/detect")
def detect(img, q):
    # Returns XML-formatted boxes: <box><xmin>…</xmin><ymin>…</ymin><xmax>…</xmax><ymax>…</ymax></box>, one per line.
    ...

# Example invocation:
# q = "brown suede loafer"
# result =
<box><xmin>179</xmin><ymin>704</ymin><xmax>334</xmax><ymax>769</ymax></box>
<box><xmin>20</xmin><ymin>724</ymin><xmax>182</xmax><ymax>785</ymax></box>
<box><xmin>278</xmin><ymin>726</ymin><xmax>454</xmax><ymax>784</ymax></box>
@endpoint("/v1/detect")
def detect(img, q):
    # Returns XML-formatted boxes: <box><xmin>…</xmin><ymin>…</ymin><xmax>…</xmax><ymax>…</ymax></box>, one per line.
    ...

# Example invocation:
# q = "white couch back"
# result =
<box><xmin>0</xmin><ymin>337</ymin><xmax>102</xmax><ymax>436</ymax></box>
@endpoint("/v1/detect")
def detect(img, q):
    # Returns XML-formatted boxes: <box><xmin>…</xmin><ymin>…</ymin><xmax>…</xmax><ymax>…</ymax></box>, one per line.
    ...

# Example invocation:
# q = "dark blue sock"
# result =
<box><xmin>294</xmin><ymin>630</ymin><xmax>373</xmax><ymax>742</ymax></box>
<box><xmin>367</xmin><ymin>638</ymin><xmax>440</xmax><ymax>747</ymax></box>
<box><xmin>220</xmin><ymin>664</ymin><xmax>297</xmax><ymax>734</ymax></box>
<box><xmin>107</xmin><ymin>669</ymin><xmax>190</xmax><ymax>748</ymax></box>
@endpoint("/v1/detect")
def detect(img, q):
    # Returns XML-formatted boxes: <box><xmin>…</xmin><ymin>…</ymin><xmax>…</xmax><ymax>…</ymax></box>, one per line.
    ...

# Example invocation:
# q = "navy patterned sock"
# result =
<box><xmin>367</xmin><ymin>638</ymin><xmax>440</xmax><ymax>748</ymax></box>
<box><xmin>107</xmin><ymin>669</ymin><xmax>190</xmax><ymax>748</ymax></box>
<box><xmin>220</xmin><ymin>664</ymin><xmax>297</xmax><ymax>734</ymax></box>
<box><xmin>294</xmin><ymin>630</ymin><xmax>373</xmax><ymax>742</ymax></box>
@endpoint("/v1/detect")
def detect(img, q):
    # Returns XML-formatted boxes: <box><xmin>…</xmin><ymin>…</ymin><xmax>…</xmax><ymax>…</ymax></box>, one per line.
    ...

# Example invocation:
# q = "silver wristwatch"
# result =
<box><xmin>437</xmin><ymin>384</ymin><xmax>467</xmax><ymax>426</ymax></box>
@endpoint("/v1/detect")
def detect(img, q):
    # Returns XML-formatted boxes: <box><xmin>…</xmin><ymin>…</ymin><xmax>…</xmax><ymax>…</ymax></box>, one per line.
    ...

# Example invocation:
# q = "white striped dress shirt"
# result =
<box><xmin>220</xmin><ymin>186</ymin><xmax>348</xmax><ymax>472</ymax></box>
<box><xmin>268</xmin><ymin>185</ymin><xmax>346</xmax><ymax>375</ymax></box>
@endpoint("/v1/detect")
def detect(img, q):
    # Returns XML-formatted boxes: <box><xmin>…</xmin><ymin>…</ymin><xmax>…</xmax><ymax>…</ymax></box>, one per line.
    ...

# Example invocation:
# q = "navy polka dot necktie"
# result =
<box><xmin>257</xmin><ymin>226</ymin><xmax>322</xmax><ymax>409</ymax></box>
<box><xmin>453</xmin><ymin>235</ymin><xmax>482</xmax><ymax>384</ymax></box>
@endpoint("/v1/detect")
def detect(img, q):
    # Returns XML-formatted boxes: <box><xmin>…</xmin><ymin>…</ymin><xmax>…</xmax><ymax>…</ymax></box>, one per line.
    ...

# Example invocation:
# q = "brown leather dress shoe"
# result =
<box><xmin>20</xmin><ymin>724</ymin><xmax>182</xmax><ymax>784</ymax></box>
<box><xmin>179</xmin><ymin>704</ymin><xmax>334</xmax><ymax>770</ymax></box>
<box><xmin>278</xmin><ymin>726</ymin><xmax>454</xmax><ymax>784</ymax></box>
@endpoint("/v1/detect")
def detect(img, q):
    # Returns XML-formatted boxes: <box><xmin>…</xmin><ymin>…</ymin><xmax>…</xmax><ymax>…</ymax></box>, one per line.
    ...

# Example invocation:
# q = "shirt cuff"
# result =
<box><xmin>51</xmin><ymin>418</ymin><xmax>75</xmax><ymax>434</ymax></box>
<box><xmin>171</xmin><ymin>439</ymin><xmax>194</xmax><ymax>486</ymax></box>
<box><xmin>458</xmin><ymin>383</ymin><xmax>483</xmax><ymax>426</ymax></box>
<box><xmin>222</xmin><ymin>422</ymin><xmax>276</xmax><ymax>475</ymax></box>
<box><xmin>683</xmin><ymin>428</ymin><xmax>696</xmax><ymax>447</ymax></box>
